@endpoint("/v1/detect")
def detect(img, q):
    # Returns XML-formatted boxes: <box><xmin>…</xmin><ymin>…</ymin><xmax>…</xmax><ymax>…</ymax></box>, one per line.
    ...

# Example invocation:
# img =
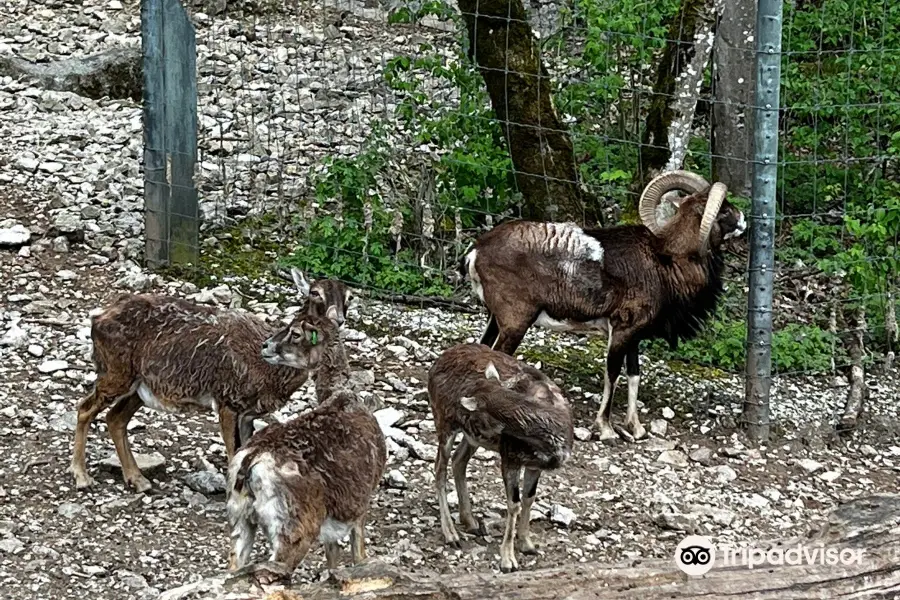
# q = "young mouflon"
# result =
<box><xmin>428</xmin><ymin>343</ymin><xmax>573</xmax><ymax>572</ymax></box>
<box><xmin>227</xmin><ymin>312</ymin><xmax>386</xmax><ymax>580</ymax></box>
<box><xmin>70</xmin><ymin>269</ymin><xmax>352</xmax><ymax>493</ymax></box>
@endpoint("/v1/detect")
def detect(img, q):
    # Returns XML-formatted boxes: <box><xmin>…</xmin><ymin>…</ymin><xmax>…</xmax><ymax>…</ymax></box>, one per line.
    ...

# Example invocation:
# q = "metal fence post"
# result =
<box><xmin>744</xmin><ymin>0</ymin><xmax>783</xmax><ymax>442</ymax></box>
<box><xmin>141</xmin><ymin>0</ymin><xmax>198</xmax><ymax>268</ymax></box>
<box><xmin>142</xmin><ymin>0</ymin><xmax>167</xmax><ymax>268</ymax></box>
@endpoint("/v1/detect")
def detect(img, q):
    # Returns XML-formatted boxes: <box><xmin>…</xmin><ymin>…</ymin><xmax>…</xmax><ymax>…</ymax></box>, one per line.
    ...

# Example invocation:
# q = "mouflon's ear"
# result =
<box><xmin>290</xmin><ymin>267</ymin><xmax>311</xmax><ymax>298</ymax></box>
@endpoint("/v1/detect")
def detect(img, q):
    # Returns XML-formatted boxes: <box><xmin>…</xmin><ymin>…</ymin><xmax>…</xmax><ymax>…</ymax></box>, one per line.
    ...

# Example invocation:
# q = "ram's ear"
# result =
<box><xmin>484</xmin><ymin>362</ymin><xmax>500</xmax><ymax>381</ymax></box>
<box><xmin>291</xmin><ymin>267</ymin><xmax>311</xmax><ymax>298</ymax></box>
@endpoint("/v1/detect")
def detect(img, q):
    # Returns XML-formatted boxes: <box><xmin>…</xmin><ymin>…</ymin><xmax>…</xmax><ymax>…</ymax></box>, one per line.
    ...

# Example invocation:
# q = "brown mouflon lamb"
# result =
<box><xmin>461</xmin><ymin>170</ymin><xmax>746</xmax><ymax>442</ymax></box>
<box><xmin>70</xmin><ymin>268</ymin><xmax>352</xmax><ymax>493</ymax></box>
<box><xmin>226</xmin><ymin>312</ymin><xmax>386</xmax><ymax>580</ymax></box>
<box><xmin>428</xmin><ymin>343</ymin><xmax>573</xmax><ymax>573</ymax></box>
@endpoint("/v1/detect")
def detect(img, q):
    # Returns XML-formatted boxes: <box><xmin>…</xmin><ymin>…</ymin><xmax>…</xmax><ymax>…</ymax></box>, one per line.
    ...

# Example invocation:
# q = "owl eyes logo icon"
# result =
<box><xmin>675</xmin><ymin>535</ymin><xmax>716</xmax><ymax>576</ymax></box>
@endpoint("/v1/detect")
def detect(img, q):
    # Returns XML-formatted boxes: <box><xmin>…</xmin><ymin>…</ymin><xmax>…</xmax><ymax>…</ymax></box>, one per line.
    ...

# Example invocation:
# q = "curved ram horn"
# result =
<box><xmin>698</xmin><ymin>182</ymin><xmax>728</xmax><ymax>255</ymax></box>
<box><xmin>638</xmin><ymin>170</ymin><xmax>710</xmax><ymax>234</ymax></box>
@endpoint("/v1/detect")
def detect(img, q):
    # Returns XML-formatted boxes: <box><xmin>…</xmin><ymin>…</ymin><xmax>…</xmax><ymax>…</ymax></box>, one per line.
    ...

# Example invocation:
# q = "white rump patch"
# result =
<box><xmin>465</xmin><ymin>248</ymin><xmax>484</xmax><ymax>302</ymax></box>
<box><xmin>318</xmin><ymin>517</ymin><xmax>353</xmax><ymax>543</ymax></box>
<box><xmin>544</xmin><ymin>223</ymin><xmax>604</xmax><ymax>264</ymax></box>
<box><xmin>246</xmin><ymin>452</ymin><xmax>292</xmax><ymax>550</ymax></box>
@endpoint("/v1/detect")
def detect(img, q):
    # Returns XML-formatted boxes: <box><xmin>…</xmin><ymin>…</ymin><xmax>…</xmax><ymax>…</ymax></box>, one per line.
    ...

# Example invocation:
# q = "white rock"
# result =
<box><xmin>0</xmin><ymin>537</ymin><xmax>25</xmax><ymax>554</ymax></box>
<box><xmin>573</xmin><ymin>427</ymin><xmax>592</xmax><ymax>442</ymax></box>
<box><xmin>16</xmin><ymin>156</ymin><xmax>38</xmax><ymax>171</ymax></box>
<box><xmin>56</xmin><ymin>269</ymin><xmax>78</xmax><ymax>281</ymax></box>
<box><xmin>374</xmin><ymin>407</ymin><xmax>405</xmax><ymax>432</ymax></box>
<box><xmin>819</xmin><ymin>470</ymin><xmax>842</xmax><ymax>482</ymax></box>
<box><xmin>689</xmin><ymin>447</ymin><xmax>713</xmax><ymax>465</ymax></box>
<box><xmin>386</xmin><ymin>469</ymin><xmax>407</xmax><ymax>489</ymax></box>
<box><xmin>116</xmin><ymin>270</ymin><xmax>153</xmax><ymax>291</ymax></box>
<box><xmin>714</xmin><ymin>465</ymin><xmax>738</xmax><ymax>483</ymax></box>
<box><xmin>385</xmin><ymin>344</ymin><xmax>408</xmax><ymax>358</ymax></box>
<box><xmin>657</xmin><ymin>450</ymin><xmax>688</xmax><ymax>468</ymax></box>
<box><xmin>101</xmin><ymin>451</ymin><xmax>166</xmax><ymax>472</ymax></box>
<box><xmin>797</xmin><ymin>458</ymin><xmax>824</xmax><ymax>473</ymax></box>
<box><xmin>743</xmin><ymin>493</ymin><xmax>770</xmax><ymax>508</ymax></box>
<box><xmin>0</xmin><ymin>224</ymin><xmax>31</xmax><ymax>246</ymax></box>
<box><xmin>0</xmin><ymin>323</ymin><xmax>28</xmax><ymax>348</ymax></box>
<box><xmin>39</xmin><ymin>161</ymin><xmax>64</xmax><ymax>173</ymax></box>
<box><xmin>183</xmin><ymin>471</ymin><xmax>226</xmax><ymax>495</ymax></box>
<box><xmin>58</xmin><ymin>502</ymin><xmax>89</xmax><ymax>519</ymax></box>
<box><xmin>550</xmin><ymin>504</ymin><xmax>576</xmax><ymax>527</ymax></box>
<box><xmin>649</xmin><ymin>419</ymin><xmax>668</xmax><ymax>437</ymax></box>
<box><xmin>27</xmin><ymin>344</ymin><xmax>44</xmax><ymax>357</ymax></box>
<box><xmin>38</xmin><ymin>360</ymin><xmax>69</xmax><ymax>373</ymax></box>
<box><xmin>661</xmin><ymin>407</ymin><xmax>676</xmax><ymax>420</ymax></box>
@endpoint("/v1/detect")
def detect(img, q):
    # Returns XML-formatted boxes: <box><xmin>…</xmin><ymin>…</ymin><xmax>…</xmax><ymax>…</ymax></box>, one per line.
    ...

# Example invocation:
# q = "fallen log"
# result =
<box><xmin>161</xmin><ymin>493</ymin><xmax>900</xmax><ymax>600</ymax></box>
<box><xmin>0</xmin><ymin>47</ymin><xmax>141</xmax><ymax>101</ymax></box>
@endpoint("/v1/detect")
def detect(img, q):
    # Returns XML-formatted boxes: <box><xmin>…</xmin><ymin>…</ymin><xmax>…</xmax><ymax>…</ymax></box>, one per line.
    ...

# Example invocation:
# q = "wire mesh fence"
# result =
<box><xmin>142</xmin><ymin>0</ymin><xmax>899</xmax><ymax>435</ymax></box>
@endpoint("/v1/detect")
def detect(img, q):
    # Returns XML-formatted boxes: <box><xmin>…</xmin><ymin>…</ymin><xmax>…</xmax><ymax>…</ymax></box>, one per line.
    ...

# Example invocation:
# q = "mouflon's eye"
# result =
<box><xmin>307</xmin><ymin>329</ymin><xmax>319</xmax><ymax>345</ymax></box>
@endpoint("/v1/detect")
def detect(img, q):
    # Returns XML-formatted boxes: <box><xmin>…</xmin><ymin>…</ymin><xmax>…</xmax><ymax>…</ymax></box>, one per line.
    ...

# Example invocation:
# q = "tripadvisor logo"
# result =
<box><xmin>674</xmin><ymin>535</ymin><xmax>715</xmax><ymax>576</ymax></box>
<box><xmin>674</xmin><ymin>535</ymin><xmax>866</xmax><ymax>576</ymax></box>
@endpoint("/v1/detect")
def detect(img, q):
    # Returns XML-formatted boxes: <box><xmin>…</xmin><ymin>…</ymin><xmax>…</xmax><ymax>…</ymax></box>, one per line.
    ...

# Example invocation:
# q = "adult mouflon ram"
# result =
<box><xmin>461</xmin><ymin>170</ymin><xmax>746</xmax><ymax>442</ymax></box>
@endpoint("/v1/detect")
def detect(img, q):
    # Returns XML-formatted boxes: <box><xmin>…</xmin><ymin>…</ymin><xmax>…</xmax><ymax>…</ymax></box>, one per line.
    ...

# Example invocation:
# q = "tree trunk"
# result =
<box><xmin>641</xmin><ymin>0</ymin><xmax>719</xmax><ymax>179</ymax></box>
<box><xmin>839</xmin><ymin>304</ymin><xmax>868</xmax><ymax>431</ymax></box>
<box><xmin>711</xmin><ymin>0</ymin><xmax>756</xmax><ymax>197</ymax></box>
<box><xmin>163</xmin><ymin>494</ymin><xmax>900</xmax><ymax>600</ymax></box>
<box><xmin>456</xmin><ymin>0</ymin><xmax>598</xmax><ymax>225</ymax></box>
<box><xmin>885</xmin><ymin>291</ymin><xmax>896</xmax><ymax>371</ymax></box>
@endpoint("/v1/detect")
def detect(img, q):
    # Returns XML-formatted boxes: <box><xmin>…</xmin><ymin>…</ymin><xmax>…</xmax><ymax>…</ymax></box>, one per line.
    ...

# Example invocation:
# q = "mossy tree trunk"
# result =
<box><xmin>640</xmin><ymin>0</ymin><xmax>719</xmax><ymax>179</ymax></box>
<box><xmin>712</xmin><ymin>0</ymin><xmax>756</xmax><ymax>197</ymax></box>
<box><xmin>456</xmin><ymin>0</ymin><xmax>599</xmax><ymax>225</ymax></box>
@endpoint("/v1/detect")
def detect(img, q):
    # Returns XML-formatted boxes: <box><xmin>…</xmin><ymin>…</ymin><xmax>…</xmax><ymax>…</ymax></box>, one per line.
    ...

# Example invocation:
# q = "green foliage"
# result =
<box><xmin>270</xmin><ymin>0</ymin><xmax>898</xmax><ymax>373</ymax></box>
<box><xmin>383</xmin><ymin>44</ymin><xmax>516</xmax><ymax>229</ymax></box>
<box><xmin>283</xmin><ymin>128</ymin><xmax>452</xmax><ymax>297</ymax></box>
<box><xmin>652</xmin><ymin>317</ymin><xmax>840</xmax><ymax>374</ymax></box>
<box><xmin>777</xmin><ymin>0</ymin><xmax>900</xmax><ymax>335</ymax></box>
<box><xmin>547</xmin><ymin>0</ymin><xmax>681</xmax><ymax>204</ymax></box>
<box><xmin>387</xmin><ymin>0</ymin><xmax>455</xmax><ymax>23</ymax></box>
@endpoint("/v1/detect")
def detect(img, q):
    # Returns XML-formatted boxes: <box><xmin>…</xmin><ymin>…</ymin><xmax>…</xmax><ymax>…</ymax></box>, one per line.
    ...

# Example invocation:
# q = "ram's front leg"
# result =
<box><xmin>594</xmin><ymin>327</ymin><xmax>624</xmax><ymax>443</ymax></box>
<box><xmin>624</xmin><ymin>344</ymin><xmax>647</xmax><ymax>440</ymax></box>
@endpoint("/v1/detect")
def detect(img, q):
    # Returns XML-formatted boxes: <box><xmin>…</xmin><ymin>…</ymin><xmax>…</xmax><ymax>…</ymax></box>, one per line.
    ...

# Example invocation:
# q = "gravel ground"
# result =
<box><xmin>1</xmin><ymin>1</ymin><xmax>899</xmax><ymax>598</ymax></box>
<box><xmin>2</xmin><ymin>183</ymin><xmax>899</xmax><ymax>599</ymax></box>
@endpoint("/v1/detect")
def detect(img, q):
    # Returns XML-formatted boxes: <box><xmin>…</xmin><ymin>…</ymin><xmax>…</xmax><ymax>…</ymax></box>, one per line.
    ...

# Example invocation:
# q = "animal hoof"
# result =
<box><xmin>519</xmin><ymin>543</ymin><xmax>539</xmax><ymax>555</ymax></box>
<box><xmin>74</xmin><ymin>474</ymin><xmax>95</xmax><ymax>490</ymax></box>
<box><xmin>128</xmin><ymin>475</ymin><xmax>153</xmax><ymax>494</ymax></box>
<box><xmin>460</xmin><ymin>517</ymin><xmax>480</xmax><ymax>534</ymax></box>
<box><xmin>612</xmin><ymin>423</ymin><xmax>635</xmax><ymax>443</ymax></box>
<box><xmin>594</xmin><ymin>423</ymin><xmax>619</xmax><ymax>444</ymax></box>
<box><xmin>447</xmin><ymin>539</ymin><xmax>462</xmax><ymax>550</ymax></box>
<box><xmin>500</xmin><ymin>561</ymin><xmax>519</xmax><ymax>573</ymax></box>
